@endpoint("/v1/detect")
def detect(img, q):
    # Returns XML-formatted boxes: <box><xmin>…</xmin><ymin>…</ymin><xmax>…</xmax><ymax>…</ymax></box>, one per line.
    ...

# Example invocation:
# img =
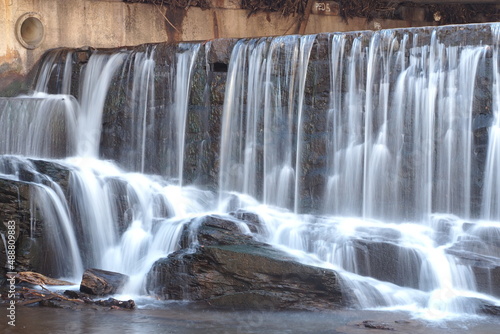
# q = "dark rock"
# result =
<box><xmin>40</xmin><ymin>296</ymin><xmax>135</xmax><ymax>310</ymax></box>
<box><xmin>0</xmin><ymin>158</ymin><xmax>79</xmax><ymax>279</ymax></box>
<box><xmin>39</xmin><ymin>299</ymin><xmax>83</xmax><ymax>309</ymax></box>
<box><xmin>63</xmin><ymin>289</ymin><xmax>92</xmax><ymax>301</ymax></box>
<box><xmin>95</xmin><ymin>298</ymin><xmax>136</xmax><ymax>310</ymax></box>
<box><xmin>0</xmin><ymin>177</ymin><xmax>43</xmax><ymax>283</ymax></box>
<box><xmin>29</xmin><ymin>158</ymin><xmax>71</xmax><ymax>193</ymax></box>
<box><xmin>147</xmin><ymin>244</ymin><xmax>345</xmax><ymax>311</ymax></box>
<box><xmin>180</xmin><ymin>214</ymin><xmax>259</xmax><ymax>249</ymax></box>
<box><xmin>80</xmin><ymin>268</ymin><xmax>129</xmax><ymax>296</ymax></box>
<box><xmin>351</xmin><ymin>239</ymin><xmax>422</xmax><ymax>290</ymax></box>
<box><xmin>147</xmin><ymin>215</ymin><xmax>347</xmax><ymax>311</ymax></box>
<box><xmin>207</xmin><ymin>38</ymin><xmax>238</xmax><ymax>65</ymax></box>
<box><xmin>230</xmin><ymin>210</ymin><xmax>264</xmax><ymax>234</ymax></box>
<box><xmin>359</xmin><ymin>320</ymin><xmax>395</xmax><ymax>330</ymax></box>
<box><xmin>446</xmin><ymin>248</ymin><xmax>500</xmax><ymax>298</ymax></box>
<box><xmin>480</xmin><ymin>303</ymin><xmax>500</xmax><ymax>316</ymax></box>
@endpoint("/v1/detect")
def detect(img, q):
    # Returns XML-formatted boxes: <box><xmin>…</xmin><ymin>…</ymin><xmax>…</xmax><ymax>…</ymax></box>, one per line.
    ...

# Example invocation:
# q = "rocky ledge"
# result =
<box><xmin>146</xmin><ymin>214</ymin><xmax>347</xmax><ymax>311</ymax></box>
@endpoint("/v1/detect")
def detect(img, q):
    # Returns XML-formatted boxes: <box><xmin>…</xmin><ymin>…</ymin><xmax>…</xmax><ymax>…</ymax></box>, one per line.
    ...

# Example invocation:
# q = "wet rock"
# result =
<box><xmin>80</xmin><ymin>268</ymin><xmax>129</xmax><ymax>296</ymax></box>
<box><xmin>179</xmin><ymin>214</ymin><xmax>259</xmax><ymax>248</ymax></box>
<box><xmin>0</xmin><ymin>177</ymin><xmax>41</xmax><ymax>287</ymax></box>
<box><xmin>207</xmin><ymin>38</ymin><xmax>238</xmax><ymax>65</ymax></box>
<box><xmin>39</xmin><ymin>299</ymin><xmax>83</xmax><ymax>310</ymax></box>
<box><xmin>147</xmin><ymin>215</ymin><xmax>347</xmax><ymax>311</ymax></box>
<box><xmin>11</xmin><ymin>271</ymin><xmax>75</xmax><ymax>286</ymax></box>
<box><xmin>63</xmin><ymin>289</ymin><xmax>92</xmax><ymax>301</ymax></box>
<box><xmin>95</xmin><ymin>298</ymin><xmax>136</xmax><ymax>310</ymax></box>
<box><xmin>147</xmin><ymin>245</ymin><xmax>345</xmax><ymax>311</ymax></box>
<box><xmin>446</xmin><ymin>248</ymin><xmax>500</xmax><ymax>298</ymax></box>
<box><xmin>351</xmin><ymin>239</ymin><xmax>422</xmax><ymax>289</ymax></box>
<box><xmin>230</xmin><ymin>210</ymin><xmax>264</xmax><ymax>234</ymax></box>
<box><xmin>8</xmin><ymin>285</ymin><xmax>134</xmax><ymax>311</ymax></box>
<box><xmin>37</xmin><ymin>294</ymin><xmax>134</xmax><ymax>310</ymax></box>
<box><xmin>480</xmin><ymin>303</ymin><xmax>500</xmax><ymax>316</ymax></box>
<box><xmin>29</xmin><ymin>158</ymin><xmax>71</xmax><ymax>192</ymax></box>
<box><xmin>358</xmin><ymin>320</ymin><xmax>395</xmax><ymax>330</ymax></box>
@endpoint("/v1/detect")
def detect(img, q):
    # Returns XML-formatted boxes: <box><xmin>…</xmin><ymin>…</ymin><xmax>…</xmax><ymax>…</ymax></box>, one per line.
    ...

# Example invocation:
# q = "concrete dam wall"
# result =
<box><xmin>0</xmin><ymin>0</ymin><xmax>436</xmax><ymax>95</ymax></box>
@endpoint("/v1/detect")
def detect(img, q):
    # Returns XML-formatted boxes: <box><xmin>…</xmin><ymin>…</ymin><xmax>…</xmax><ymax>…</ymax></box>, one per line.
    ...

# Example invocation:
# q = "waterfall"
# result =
<box><xmin>217</xmin><ymin>25</ymin><xmax>500</xmax><ymax>318</ymax></box>
<box><xmin>219</xmin><ymin>38</ymin><xmax>265</xmax><ymax>201</ymax></box>
<box><xmin>219</xmin><ymin>35</ymin><xmax>315</xmax><ymax>211</ymax></box>
<box><xmin>1</xmin><ymin>24</ymin><xmax>500</xmax><ymax>320</ymax></box>
<box><xmin>483</xmin><ymin>26</ymin><xmax>500</xmax><ymax>220</ymax></box>
<box><xmin>78</xmin><ymin>52</ymin><xmax>128</xmax><ymax>157</ymax></box>
<box><xmin>0</xmin><ymin>94</ymin><xmax>78</xmax><ymax>158</ymax></box>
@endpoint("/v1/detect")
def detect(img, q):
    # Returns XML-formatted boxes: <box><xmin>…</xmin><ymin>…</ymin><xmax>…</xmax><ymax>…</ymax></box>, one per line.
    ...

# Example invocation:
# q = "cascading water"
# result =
<box><xmin>0</xmin><ymin>94</ymin><xmax>78</xmax><ymax>158</ymax></box>
<box><xmin>217</xmin><ymin>28</ymin><xmax>500</xmax><ymax>319</ymax></box>
<box><xmin>0</xmin><ymin>44</ymin><xmax>207</xmax><ymax>291</ymax></box>
<box><xmin>219</xmin><ymin>35</ymin><xmax>315</xmax><ymax>211</ymax></box>
<box><xmin>483</xmin><ymin>26</ymin><xmax>500</xmax><ymax>220</ymax></box>
<box><xmin>1</xmin><ymin>24</ymin><xmax>500</xmax><ymax>321</ymax></box>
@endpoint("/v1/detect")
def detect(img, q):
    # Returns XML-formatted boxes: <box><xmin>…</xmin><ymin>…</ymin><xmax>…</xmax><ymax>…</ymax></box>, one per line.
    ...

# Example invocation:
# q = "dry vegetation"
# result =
<box><xmin>123</xmin><ymin>0</ymin><xmax>500</xmax><ymax>24</ymax></box>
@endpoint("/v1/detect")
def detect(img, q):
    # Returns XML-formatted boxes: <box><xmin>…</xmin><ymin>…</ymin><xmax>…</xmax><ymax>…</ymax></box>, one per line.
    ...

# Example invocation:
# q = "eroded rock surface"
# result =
<box><xmin>147</xmin><ymin>214</ymin><xmax>347</xmax><ymax>311</ymax></box>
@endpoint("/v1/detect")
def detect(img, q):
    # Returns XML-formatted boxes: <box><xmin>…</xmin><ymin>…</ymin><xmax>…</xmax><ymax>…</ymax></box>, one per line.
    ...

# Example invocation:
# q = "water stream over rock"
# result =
<box><xmin>1</xmin><ymin>24</ymin><xmax>500</xmax><ymax>321</ymax></box>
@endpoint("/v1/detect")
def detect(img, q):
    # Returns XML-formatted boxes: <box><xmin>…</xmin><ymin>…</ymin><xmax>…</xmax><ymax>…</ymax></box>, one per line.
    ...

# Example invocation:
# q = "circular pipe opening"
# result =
<box><xmin>16</xmin><ymin>13</ymin><xmax>45</xmax><ymax>49</ymax></box>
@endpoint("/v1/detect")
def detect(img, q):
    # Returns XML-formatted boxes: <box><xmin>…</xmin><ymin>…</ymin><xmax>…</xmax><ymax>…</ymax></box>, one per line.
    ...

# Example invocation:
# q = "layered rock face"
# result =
<box><xmin>147</xmin><ymin>215</ymin><xmax>347</xmax><ymax>310</ymax></box>
<box><xmin>0</xmin><ymin>157</ymin><xmax>72</xmax><ymax>281</ymax></box>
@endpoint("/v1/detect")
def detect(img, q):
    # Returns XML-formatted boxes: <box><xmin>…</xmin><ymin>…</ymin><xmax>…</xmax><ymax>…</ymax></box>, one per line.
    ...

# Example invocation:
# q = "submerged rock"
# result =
<box><xmin>358</xmin><ymin>320</ymin><xmax>395</xmax><ymax>330</ymax></box>
<box><xmin>147</xmin><ymin>215</ymin><xmax>347</xmax><ymax>311</ymax></box>
<box><xmin>80</xmin><ymin>268</ymin><xmax>129</xmax><ymax>296</ymax></box>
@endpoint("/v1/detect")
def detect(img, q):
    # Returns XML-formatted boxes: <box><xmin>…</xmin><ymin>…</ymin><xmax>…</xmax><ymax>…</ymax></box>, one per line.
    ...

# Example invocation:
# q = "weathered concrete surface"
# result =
<box><xmin>0</xmin><ymin>0</ymin><xmax>432</xmax><ymax>96</ymax></box>
<box><xmin>0</xmin><ymin>0</ymin><xmax>168</xmax><ymax>95</ymax></box>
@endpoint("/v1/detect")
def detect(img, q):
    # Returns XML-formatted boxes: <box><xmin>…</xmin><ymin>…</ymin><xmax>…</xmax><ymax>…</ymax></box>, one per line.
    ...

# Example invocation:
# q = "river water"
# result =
<box><xmin>1</xmin><ymin>305</ymin><xmax>500</xmax><ymax>334</ymax></box>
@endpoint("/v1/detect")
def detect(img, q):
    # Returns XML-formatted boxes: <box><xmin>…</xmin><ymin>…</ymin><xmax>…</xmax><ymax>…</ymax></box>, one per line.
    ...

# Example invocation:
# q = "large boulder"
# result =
<box><xmin>80</xmin><ymin>268</ymin><xmax>129</xmax><ymax>296</ymax></box>
<box><xmin>147</xmin><ymin>215</ymin><xmax>347</xmax><ymax>311</ymax></box>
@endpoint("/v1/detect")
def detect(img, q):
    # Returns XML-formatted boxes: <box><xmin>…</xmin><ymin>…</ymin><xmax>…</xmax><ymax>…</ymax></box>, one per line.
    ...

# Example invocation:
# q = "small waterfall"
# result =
<box><xmin>322</xmin><ymin>30</ymin><xmax>485</xmax><ymax>222</ymax></box>
<box><xmin>78</xmin><ymin>52</ymin><xmax>128</xmax><ymax>157</ymax></box>
<box><xmin>0</xmin><ymin>94</ymin><xmax>79</xmax><ymax>158</ymax></box>
<box><xmin>176</xmin><ymin>44</ymin><xmax>201</xmax><ymax>184</ymax></box>
<box><xmin>34</xmin><ymin>49</ymin><xmax>74</xmax><ymax>94</ymax></box>
<box><xmin>31</xmin><ymin>183</ymin><xmax>84</xmax><ymax>280</ymax></box>
<box><xmin>219</xmin><ymin>35</ymin><xmax>315</xmax><ymax>211</ymax></box>
<box><xmin>0</xmin><ymin>156</ymin><xmax>83</xmax><ymax>281</ymax></box>
<box><xmin>0</xmin><ymin>43</ymin><xmax>204</xmax><ymax>292</ymax></box>
<box><xmin>122</xmin><ymin>47</ymin><xmax>156</xmax><ymax>174</ymax></box>
<box><xmin>63</xmin><ymin>157</ymin><xmax>214</xmax><ymax>294</ymax></box>
<box><xmin>219</xmin><ymin>38</ymin><xmax>265</xmax><ymax>201</ymax></box>
<box><xmin>483</xmin><ymin>26</ymin><xmax>500</xmax><ymax>220</ymax></box>
<box><xmin>323</xmin><ymin>36</ymin><xmax>367</xmax><ymax>217</ymax></box>
<box><xmin>96</xmin><ymin>43</ymin><xmax>201</xmax><ymax>178</ymax></box>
